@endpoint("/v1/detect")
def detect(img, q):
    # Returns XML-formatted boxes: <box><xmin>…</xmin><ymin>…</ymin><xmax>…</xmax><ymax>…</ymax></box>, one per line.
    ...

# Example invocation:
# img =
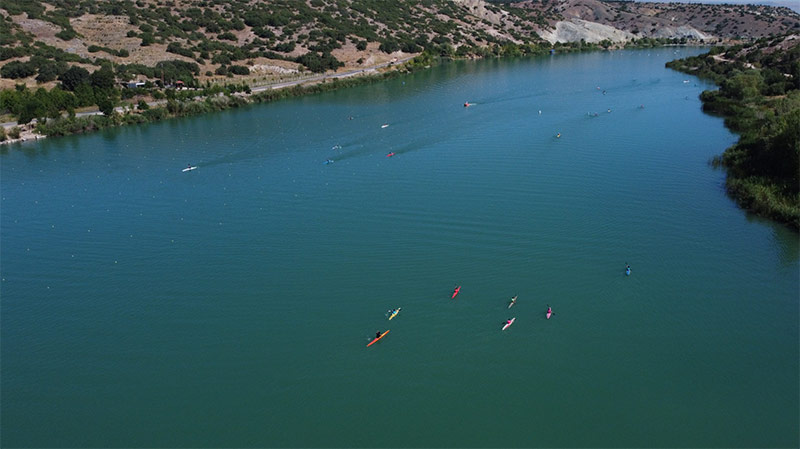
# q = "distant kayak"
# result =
<box><xmin>464</xmin><ymin>102</ymin><xmax>471</xmax><ymax>107</ymax></box>
<box><xmin>324</xmin><ymin>159</ymin><xmax>335</xmax><ymax>165</ymax></box>
<box><xmin>367</xmin><ymin>330</ymin><xmax>390</xmax><ymax>347</ymax></box>
<box><xmin>502</xmin><ymin>318</ymin><xmax>516</xmax><ymax>330</ymax></box>
<box><xmin>451</xmin><ymin>286</ymin><xmax>461</xmax><ymax>299</ymax></box>
<box><xmin>546</xmin><ymin>307</ymin><xmax>552</xmax><ymax>319</ymax></box>
<box><xmin>182</xmin><ymin>166</ymin><xmax>197</xmax><ymax>172</ymax></box>
<box><xmin>388</xmin><ymin>308</ymin><xmax>401</xmax><ymax>320</ymax></box>
<box><xmin>386</xmin><ymin>152</ymin><xmax>395</xmax><ymax>157</ymax></box>
<box><xmin>508</xmin><ymin>295</ymin><xmax>518</xmax><ymax>309</ymax></box>
<box><xmin>381</xmin><ymin>124</ymin><xmax>389</xmax><ymax>128</ymax></box>
<box><xmin>626</xmin><ymin>267</ymin><xmax>631</xmax><ymax>276</ymax></box>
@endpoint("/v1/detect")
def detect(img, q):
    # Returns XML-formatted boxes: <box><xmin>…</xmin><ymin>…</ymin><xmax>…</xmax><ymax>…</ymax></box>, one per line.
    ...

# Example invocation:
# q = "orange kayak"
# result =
<box><xmin>367</xmin><ymin>330</ymin><xmax>390</xmax><ymax>347</ymax></box>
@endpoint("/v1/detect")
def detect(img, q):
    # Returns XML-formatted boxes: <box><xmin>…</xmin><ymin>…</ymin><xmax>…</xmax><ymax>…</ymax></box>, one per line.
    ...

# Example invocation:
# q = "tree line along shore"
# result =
<box><xmin>2</xmin><ymin>34</ymin><xmax>798</xmax><ymax>231</ymax></box>
<box><xmin>666</xmin><ymin>33</ymin><xmax>799</xmax><ymax>231</ymax></box>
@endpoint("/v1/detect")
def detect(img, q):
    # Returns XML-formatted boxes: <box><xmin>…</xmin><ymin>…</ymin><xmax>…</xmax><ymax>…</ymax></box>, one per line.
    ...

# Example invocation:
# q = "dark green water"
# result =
<box><xmin>2</xmin><ymin>49</ymin><xmax>798</xmax><ymax>448</ymax></box>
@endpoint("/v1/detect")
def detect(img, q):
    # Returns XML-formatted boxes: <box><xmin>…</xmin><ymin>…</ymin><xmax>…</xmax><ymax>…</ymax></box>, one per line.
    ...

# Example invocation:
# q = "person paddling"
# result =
<box><xmin>376</xmin><ymin>331</ymin><xmax>382</xmax><ymax>339</ymax></box>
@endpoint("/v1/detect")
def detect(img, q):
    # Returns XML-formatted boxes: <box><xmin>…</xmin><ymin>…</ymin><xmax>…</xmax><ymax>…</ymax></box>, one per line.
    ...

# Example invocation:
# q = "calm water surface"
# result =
<box><xmin>2</xmin><ymin>48</ymin><xmax>798</xmax><ymax>447</ymax></box>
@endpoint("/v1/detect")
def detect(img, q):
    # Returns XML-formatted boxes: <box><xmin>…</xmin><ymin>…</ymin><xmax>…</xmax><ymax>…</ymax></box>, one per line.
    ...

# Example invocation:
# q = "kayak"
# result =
<box><xmin>182</xmin><ymin>166</ymin><xmax>197</xmax><ymax>172</ymax></box>
<box><xmin>451</xmin><ymin>286</ymin><xmax>461</xmax><ymax>299</ymax></box>
<box><xmin>367</xmin><ymin>330</ymin><xmax>390</xmax><ymax>347</ymax></box>
<box><xmin>386</xmin><ymin>152</ymin><xmax>395</xmax><ymax>157</ymax></box>
<box><xmin>381</xmin><ymin>124</ymin><xmax>389</xmax><ymax>128</ymax></box>
<box><xmin>508</xmin><ymin>295</ymin><xmax>518</xmax><ymax>309</ymax></box>
<box><xmin>388</xmin><ymin>308</ymin><xmax>401</xmax><ymax>320</ymax></box>
<box><xmin>502</xmin><ymin>318</ymin><xmax>515</xmax><ymax>330</ymax></box>
<box><xmin>546</xmin><ymin>308</ymin><xmax>552</xmax><ymax>319</ymax></box>
<box><xmin>625</xmin><ymin>267</ymin><xmax>631</xmax><ymax>276</ymax></box>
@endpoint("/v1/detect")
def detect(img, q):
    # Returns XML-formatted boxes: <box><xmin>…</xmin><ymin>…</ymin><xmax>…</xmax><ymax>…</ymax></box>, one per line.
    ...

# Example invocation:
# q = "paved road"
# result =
<box><xmin>1</xmin><ymin>56</ymin><xmax>416</xmax><ymax>129</ymax></box>
<box><xmin>251</xmin><ymin>56</ymin><xmax>415</xmax><ymax>92</ymax></box>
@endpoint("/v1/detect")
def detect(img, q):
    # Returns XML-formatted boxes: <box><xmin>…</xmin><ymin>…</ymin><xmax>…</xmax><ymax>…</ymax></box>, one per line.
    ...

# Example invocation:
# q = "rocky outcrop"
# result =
<box><xmin>540</xmin><ymin>19</ymin><xmax>633</xmax><ymax>43</ymax></box>
<box><xmin>451</xmin><ymin>0</ymin><xmax>509</xmax><ymax>26</ymax></box>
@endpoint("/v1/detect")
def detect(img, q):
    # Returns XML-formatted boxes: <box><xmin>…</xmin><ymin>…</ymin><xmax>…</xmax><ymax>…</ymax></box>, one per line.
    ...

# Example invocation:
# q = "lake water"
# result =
<box><xmin>2</xmin><ymin>48</ymin><xmax>798</xmax><ymax>448</ymax></box>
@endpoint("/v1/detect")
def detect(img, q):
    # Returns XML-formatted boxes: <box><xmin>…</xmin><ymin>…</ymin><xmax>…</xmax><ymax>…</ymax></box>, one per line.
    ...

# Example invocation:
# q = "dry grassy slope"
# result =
<box><xmin>2</xmin><ymin>0</ymin><xmax>799</xmax><ymax>90</ymax></box>
<box><xmin>1</xmin><ymin>0</ymin><xmax>536</xmax><ymax>89</ymax></box>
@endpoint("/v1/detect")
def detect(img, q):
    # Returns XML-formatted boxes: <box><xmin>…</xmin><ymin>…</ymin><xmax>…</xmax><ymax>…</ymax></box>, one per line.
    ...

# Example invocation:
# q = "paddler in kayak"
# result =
<box><xmin>510</xmin><ymin>295</ymin><xmax>517</xmax><ymax>305</ymax></box>
<box><xmin>376</xmin><ymin>331</ymin><xmax>382</xmax><ymax>339</ymax></box>
<box><xmin>464</xmin><ymin>101</ymin><xmax>471</xmax><ymax>107</ymax></box>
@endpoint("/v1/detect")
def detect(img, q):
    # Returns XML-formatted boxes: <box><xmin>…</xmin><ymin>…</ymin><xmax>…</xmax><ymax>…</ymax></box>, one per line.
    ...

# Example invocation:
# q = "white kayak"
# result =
<box><xmin>508</xmin><ymin>295</ymin><xmax>518</xmax><ymax>309</ymax></box>
<box><xmin>182</xmin><ymin>166</ymin><xmax>197</xmax><ymax>172</ymax></box>
<box><xmin>502</xmin><ymin>317</ymin><xmax>515</xmax><ymax>330</ymax></box>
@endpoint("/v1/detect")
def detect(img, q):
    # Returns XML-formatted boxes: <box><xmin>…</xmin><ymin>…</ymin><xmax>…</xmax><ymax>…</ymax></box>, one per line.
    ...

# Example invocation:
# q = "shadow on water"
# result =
<box><xmin>474</xmin><ymin>91</ymin><xmax>542</xmax><ymax>106</ymax></box>
<box><xmin>744</xmin><ymin>213</ymin><xmax>800</xmax><ymax>264</ymax></box>
<box><xmin>200</xmin><ymin>146</ymin><xmax>265</xmax><ymax>168</ymax></box>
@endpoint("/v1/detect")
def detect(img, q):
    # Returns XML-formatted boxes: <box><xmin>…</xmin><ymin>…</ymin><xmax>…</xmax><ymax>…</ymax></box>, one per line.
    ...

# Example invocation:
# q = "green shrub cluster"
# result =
<box><xmin>668</xmin><ymin>34</ymin><xmax>800</xmax><ymax>229</ymax></box>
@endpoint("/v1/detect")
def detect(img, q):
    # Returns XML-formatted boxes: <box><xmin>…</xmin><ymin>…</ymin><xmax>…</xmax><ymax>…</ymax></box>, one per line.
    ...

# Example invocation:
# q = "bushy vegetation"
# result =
<box><xmin>667</xmin><ymin>35</ymin><xmax>800</xmax><ymax>229</ymax></box>
<box><xmin>0</xmin><ymin>0</ymin><xmax>551</xmax><ymax>77</ymax></box>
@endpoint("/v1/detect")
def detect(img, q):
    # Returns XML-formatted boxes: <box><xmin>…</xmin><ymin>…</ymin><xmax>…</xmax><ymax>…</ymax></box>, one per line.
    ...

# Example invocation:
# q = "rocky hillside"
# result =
<box><xmin>515</xmin><ymin>0</ymin><xmax>800</xmax><ymax>43</ymax></box>
<box><xmin>1</xmin><ymin>0</ymin><xmax>799</xmax><ymax>90</ymax></box>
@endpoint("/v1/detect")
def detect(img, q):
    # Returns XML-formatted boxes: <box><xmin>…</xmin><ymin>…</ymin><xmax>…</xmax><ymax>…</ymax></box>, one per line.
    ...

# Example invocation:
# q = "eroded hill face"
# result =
<box><xmin>1</xmin><ymin>0</ymin><xmax>799</xmax><ymax>89</ymax></box>
<box><xmin>516</xmin><ymin>0</ymin><xmax>800</xmax><ymax>43</ymax></box>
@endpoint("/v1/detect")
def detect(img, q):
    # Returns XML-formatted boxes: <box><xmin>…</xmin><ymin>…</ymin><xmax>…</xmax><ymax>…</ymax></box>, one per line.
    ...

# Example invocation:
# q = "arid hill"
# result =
<box><xmin>1</xmin><ymin>0</ymin><xmax>799</xmax><ymax>90</ymax></box>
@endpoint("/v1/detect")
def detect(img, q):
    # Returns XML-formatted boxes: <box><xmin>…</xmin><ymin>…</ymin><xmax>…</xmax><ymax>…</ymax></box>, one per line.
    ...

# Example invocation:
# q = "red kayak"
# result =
<box><xmin>451</xmin><ymin>286</ymin><xmax>461</xmax><ymax>299</ymax></box>
<box><xmin>386</xmin><ymin>152</ymin><xmax>395</xmax><ymax>157</ymax></box>
<box><xmin>546</xmin><ymin>307</ymin><xmax>553</xmax><ymax>319</ymax></box>
<box><xmin>367</xmin><ymin>330</ymin><xmax>390</xmax><ymax>347</ymax></box>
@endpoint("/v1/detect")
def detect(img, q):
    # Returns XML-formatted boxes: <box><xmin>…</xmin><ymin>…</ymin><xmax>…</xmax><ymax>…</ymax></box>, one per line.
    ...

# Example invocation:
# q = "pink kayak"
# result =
<box><xmin>502</xmin><ymin>317</ymin><xmax>515</xmax><ymax>330</ymax></box>
<box><xmin>546</xmin><ymin>308</ymin><xmax>552</xmax><ymax>319</ymax></box>
<box><xmin>451</xmin><ymin>286</ymin><xmax>461</xmax><ymax>299</ymax></box>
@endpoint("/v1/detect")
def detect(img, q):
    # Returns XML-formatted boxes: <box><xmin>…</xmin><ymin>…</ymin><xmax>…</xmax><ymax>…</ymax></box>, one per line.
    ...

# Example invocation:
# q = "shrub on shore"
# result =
<box><xmin>668</xmin><ymin>34</ymin><xmax>800</xmax><ymax>230</ymax></box>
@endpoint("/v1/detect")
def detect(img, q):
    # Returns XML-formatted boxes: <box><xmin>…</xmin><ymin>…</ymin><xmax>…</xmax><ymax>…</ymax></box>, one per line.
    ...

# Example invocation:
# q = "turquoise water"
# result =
<box><xmin>2</xmin><ymin>48</ymin><xmax>798</xmax><ymax>448</ymax></box>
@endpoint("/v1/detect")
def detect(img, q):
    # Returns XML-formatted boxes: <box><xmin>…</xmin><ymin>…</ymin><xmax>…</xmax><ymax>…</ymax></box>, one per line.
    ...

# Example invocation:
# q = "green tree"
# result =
<box><xmin>73</xmin><ymin>83</ymin><xmax>96</xmax><ymax>107</ymax></box>
<box><xmin>722</xmin><ymin>71</ymin><xmax>764</xmax><ymax>101</ymax></box>
<box><xmin>59</xmin><ymin>66</ymin><xmax>91</xmax><ymax>91</ymax></box>
<box><xmin>96</xmin><ymin>93</ymin><xmax>115</xmax><ymax>116</ymax></box>
<box><xmin>90</xmin><ymin>66</ymin><xmax>116</xmax><ymax>89</ymax></box>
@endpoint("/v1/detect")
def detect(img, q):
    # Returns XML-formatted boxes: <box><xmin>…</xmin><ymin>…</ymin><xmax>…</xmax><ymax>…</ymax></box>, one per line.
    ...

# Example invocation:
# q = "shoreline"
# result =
<box><xmin>0</xmin><ymin>54</ymin><xmax>419</xmax><ymax>146</ymax></box>
<box><xmin>1</xmin><ymin>42</ymin><xmax>708</xmax><ymax>145</ymax></box>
